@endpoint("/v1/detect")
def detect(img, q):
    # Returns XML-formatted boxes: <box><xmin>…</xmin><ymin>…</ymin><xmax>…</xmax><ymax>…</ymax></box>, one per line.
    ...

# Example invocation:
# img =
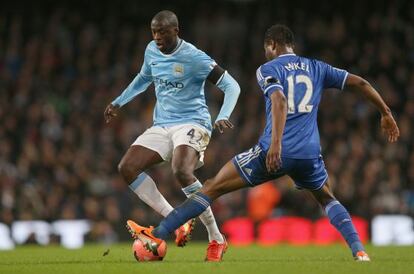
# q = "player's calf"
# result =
<box><xmin>311</xmin><ymin>181</ymin><xmax>367</xmax><ymax>260</ymax></box>
<box><xmin>324</xmin><ymin>200</ymin><xmax>367</xmax><ymax>259</ymax></box>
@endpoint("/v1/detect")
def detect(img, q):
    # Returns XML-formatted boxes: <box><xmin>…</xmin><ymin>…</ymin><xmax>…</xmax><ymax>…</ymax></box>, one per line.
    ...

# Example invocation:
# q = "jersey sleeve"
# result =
<box><xmin>194</xmin><ymin>50</ymin><xmax>217</xmax><ymax>79</ymax></box>
<box><xmin>323</xmin><ymin>62</ymin><xmax>348</xmax><ymax>90</ymax></box>
<box><xmin>256</xmin><ymin>64</ymin><xmax>284</xmax><ymax>95</ymax></box>
<box><xmin>111</xmin><ymin>45</ymin><xmax>153</xmax><ymax>107</ymax></box>
<box><xmin>139</xmin><ymin>46</ymin><xmax>153</xmax><ymax>82</ymax></box>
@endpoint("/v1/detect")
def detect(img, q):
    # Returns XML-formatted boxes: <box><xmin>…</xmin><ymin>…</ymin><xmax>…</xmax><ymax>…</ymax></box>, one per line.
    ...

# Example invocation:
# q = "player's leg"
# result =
<box><xmin>118</xmin><ymin>145</ymin><xmax>175</xmax><ymax>217</ymax></box>
<box><xmin>172</xmin><ymin>145</ymin><xmax>225</xmax><ymax>242</ymax></box>
<box><xmin>171</xmin><ymin>144</ymin><xmax>199</xmax><ymax>187</ymax></box>
<box><xmin>201</xmin><ymin>160</ymin><xmax>249</xmax><ymax>199</ymax></box>
<box><xmin>310</xmin><ymin>180</ymin><xmax>369</xmax><ymax>261</ymax></box>
<box><xmin>125</xmin><ymin>160</ymin><xmax>246</xmax><ymax>255</ymax></box>
<box><xmin>129</xmin><ymin>145</ymin><xmax>281</xmax><ymax>256</ymax></box>
<box><xmin>171</xmin><ymin>144</ymin><xmax>230</xmax><ymax>260</ymax></box>
<box><xmin>289</xmin><ymin>156</ymin><xmax>369</xmax><ymax>261</ymax></box>
<box><xmin>170</xmin><ymin>125</ymin><xmax>227</xmax><ymax>247</ymax></box>
<box><xmin>118</xmin><ymin>127</ymin><xmax>175</xmax><ymax>217</ymax></box>
<box><xmin>153</xmin><ymin>160</ymin><xmax>246</xmax><ymax>240</ymax></box>
<box><xmin>200</xmin><ymin>160</ymin><xmax>248</xmax><ymax>261</ymax></box>
<box><xmin>152</xmin><ymin>144</ymin><xmax>271</xmax><ymax>240</ymax></box>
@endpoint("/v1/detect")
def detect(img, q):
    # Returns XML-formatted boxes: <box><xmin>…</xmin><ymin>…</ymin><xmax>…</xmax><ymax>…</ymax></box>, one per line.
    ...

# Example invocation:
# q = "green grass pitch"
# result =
<box><xmin>0</xmin><ymin>243</ymin><xmax>413</xmax><ymax>274</ymax></box>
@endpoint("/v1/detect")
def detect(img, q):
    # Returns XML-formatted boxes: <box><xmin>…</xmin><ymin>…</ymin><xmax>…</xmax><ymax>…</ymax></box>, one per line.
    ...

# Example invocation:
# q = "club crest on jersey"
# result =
<box><xmin>173</xmin><ymin>63</ymin><xmax>184</xmax><ymax>77</ymax></box>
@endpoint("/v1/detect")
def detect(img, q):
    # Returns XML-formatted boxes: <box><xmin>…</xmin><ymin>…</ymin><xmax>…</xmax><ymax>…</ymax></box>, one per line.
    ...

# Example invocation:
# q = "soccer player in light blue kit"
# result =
<box><xmin>130</xmin><ymin>24</ymin><xmax>400</xmax><ymax>261</ymax></box>
<box><xmin>104</xmin><ymin>10</ymin><xmax>240</xmax><ymax>261</ymax></box>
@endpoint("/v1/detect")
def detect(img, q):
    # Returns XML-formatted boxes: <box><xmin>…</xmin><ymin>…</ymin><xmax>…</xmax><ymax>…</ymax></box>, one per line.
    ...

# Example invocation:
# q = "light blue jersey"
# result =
<box><xmin>112</xmin><ymin>39</ymin><xmax>218</xmax><ymax>132</ymax></box>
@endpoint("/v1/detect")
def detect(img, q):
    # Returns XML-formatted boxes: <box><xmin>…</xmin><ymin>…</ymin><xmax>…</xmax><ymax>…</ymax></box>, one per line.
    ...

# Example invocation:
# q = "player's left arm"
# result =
<box><xmin>345</xmin><ymin>73</ymin><xmax>400</xmax><ymax>142</ymax></box>
<box><xmin>207</xmin><ymin>65</ymin><xmax>241</xmax><ymax>133</ymax></box>
<box><xmin>267</xmin><ymin>89</ymin><xmax>287</xmax><ymax>172</ymax></box>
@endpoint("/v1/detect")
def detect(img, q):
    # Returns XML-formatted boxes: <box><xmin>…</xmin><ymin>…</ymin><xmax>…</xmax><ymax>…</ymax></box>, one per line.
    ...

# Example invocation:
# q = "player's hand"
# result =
<box><xmin>266</xmin><ymin>142</ymin><xmax>282</xmax><ymax>172</ymax></box>
<box><xmin>104</xmin><ymin>103</ymin><xmax>120</xmax><ymax>123</ymax></box>
<box><xmin>214</xmin><ymin>119</ymin><xmax>234</xmax><ymax>133</ymax></box>
<box><xmin>381</xmin><ymin>113</ymin><xmax>400</xmax><ymax>143</ymax></box>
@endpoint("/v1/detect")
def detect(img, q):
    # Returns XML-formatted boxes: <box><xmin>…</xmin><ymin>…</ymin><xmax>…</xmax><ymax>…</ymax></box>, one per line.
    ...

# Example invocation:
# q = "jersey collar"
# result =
<box><xmin>277</xmin><ymin>53</ymin><xmax>296</xmax><ymax>58</ymax></box>
<box><xmin>158</xmin><ymin>38</ymin><xmax>184</xmax><ymax>57</ymax></box>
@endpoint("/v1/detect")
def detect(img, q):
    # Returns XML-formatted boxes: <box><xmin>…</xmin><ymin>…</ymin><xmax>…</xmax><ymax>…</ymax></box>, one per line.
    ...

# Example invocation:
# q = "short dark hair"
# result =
<box><xmin>264</xmin><ymin>24</ymin><xmax>295</xmax><ymax>46</ymax></box>
<box><xmin>152</xmin><ymin>10</ymin><xmax>179</xmax><ymax>28</ymax></box>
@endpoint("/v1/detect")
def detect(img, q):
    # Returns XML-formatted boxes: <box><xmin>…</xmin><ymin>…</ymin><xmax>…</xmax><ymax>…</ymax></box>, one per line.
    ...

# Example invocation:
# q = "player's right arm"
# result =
<box><xmin>267</xmin><ymin>89</ymin><xmax>287</xmax><ymax>172</ymax></box>
<box><xmin>104</xmin><ymin>48</ymin><xmax>153</xmax><ymax>123</ymax></box>
<box><xmin>344</xmin><ymin>74</ymin><xmax>400</xmax><ymax>142</ymax></box>
<box><xmin>257</xmin><ymin>64</ymin><xmax>287</xmax><ymax>172</ymax></box>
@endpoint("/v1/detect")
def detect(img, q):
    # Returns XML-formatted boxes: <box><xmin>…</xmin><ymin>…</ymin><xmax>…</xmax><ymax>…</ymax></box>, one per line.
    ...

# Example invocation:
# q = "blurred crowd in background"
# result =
<box><xmin>1</xmin><ymin>0</ymin><xmax>413</xmax><ymax>242</ymax></box>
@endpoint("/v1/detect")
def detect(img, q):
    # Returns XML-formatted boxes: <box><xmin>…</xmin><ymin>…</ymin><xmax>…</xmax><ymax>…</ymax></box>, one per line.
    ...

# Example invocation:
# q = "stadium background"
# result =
<box><xmin>0</xmin><ymin>0</ymin><xmax>413</xmax><ymax>245</ymax></box>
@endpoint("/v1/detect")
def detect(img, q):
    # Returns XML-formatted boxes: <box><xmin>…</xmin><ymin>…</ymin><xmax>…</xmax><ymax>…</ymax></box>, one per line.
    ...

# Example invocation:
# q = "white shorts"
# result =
<box><xmin>132</xmin><ymin>124</ymin><xmax>211</xmax><ymax>169</ymax></box>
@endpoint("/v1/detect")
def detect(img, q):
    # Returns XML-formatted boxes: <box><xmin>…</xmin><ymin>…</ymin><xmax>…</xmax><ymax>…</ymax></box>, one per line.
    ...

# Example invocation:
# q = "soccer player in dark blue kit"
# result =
<box><xmin>127</xmin><ymin>24</ymin><xmax>400</xmax><ymax>261</ymax></box>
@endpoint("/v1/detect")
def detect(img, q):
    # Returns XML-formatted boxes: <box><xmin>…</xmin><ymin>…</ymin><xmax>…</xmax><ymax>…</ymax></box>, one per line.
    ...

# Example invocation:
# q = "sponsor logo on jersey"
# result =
<box><xmin>154</xmin><ymin>77</ymin><xmax>184</xmax><ymax>89</ymax></box>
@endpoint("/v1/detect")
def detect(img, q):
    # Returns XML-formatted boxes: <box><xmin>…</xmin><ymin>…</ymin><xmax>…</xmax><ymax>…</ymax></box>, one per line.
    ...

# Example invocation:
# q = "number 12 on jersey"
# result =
<box><xmin>286</xmin><ymin>75</ymin><xmax>314</xmax><ymax>114</ymax></box>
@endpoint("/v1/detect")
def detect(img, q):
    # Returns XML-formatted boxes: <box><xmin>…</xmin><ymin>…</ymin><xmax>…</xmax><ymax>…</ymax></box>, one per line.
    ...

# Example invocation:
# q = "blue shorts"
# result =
<box><xmin>232</xmin><ymin>145</ymin><xmax>328</xmax><ymax>190</ymax></box>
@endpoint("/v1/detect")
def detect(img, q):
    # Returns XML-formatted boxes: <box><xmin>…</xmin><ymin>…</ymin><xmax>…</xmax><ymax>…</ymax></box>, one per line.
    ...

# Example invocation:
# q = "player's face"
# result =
<box><xmin>264</xmin><ymin>41</ymin><xmax>277</xmax><ymax>60</ymax></box>
<box><xmin>151</xmin><ymin>20</ymin><xmax>178</xmax><ymax>53</ymax></box>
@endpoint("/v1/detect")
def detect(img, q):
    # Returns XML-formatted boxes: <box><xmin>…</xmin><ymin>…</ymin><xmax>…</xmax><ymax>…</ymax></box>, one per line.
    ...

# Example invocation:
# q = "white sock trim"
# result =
<box><xmin>129</xmin><ymin>173</ymin><xmax>147</xmax><ymax>191</ymax></box>
<box><xmin>129</xmin><ymin>172</ymin><xmax>174</xmax><ymax>217</ymax></box>
<box><xmin>182</xmin><ymin>180</ymin><xmax>203</xmax><ymax>196</ymax></box>
<box><xmin>325</xmin><ymin>200</ymin><xmax>340</xmax><ymax>215</ymax></box>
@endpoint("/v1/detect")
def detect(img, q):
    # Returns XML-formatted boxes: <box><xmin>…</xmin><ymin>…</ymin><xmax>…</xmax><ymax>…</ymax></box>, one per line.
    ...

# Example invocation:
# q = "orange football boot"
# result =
<box><xmin>205</xmin><ymin>234</ymin><xmax>228</xmax><ymax>262</ymax></box>
<box><xmin>126</xmin><ymin>220</ymin><xmax>164</xmax><ymax>255</ymax></box>
<box><xmin>175</xmin><ymin>218</ymin><xmax>196</xmax><ymax>247</ymax></box>
<box><xmin>354</xmin><ymin>251</ymin><xmax>370</xmax><ymax>261</ymax></box>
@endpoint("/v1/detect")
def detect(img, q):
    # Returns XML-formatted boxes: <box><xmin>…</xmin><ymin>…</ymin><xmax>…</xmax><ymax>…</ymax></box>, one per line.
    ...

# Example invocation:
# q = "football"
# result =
<box><xmin>132</xmin><ymin>239</ymin><xmax>167</xmax><ymax>262</ymax></box>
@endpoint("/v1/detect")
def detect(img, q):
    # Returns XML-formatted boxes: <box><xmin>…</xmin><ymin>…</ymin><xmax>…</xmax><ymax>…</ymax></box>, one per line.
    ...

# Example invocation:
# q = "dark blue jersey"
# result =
<box><xmin>256</xmin><ymin>53</ymin><xmax>348</xmax><ymax>159</ymax></box>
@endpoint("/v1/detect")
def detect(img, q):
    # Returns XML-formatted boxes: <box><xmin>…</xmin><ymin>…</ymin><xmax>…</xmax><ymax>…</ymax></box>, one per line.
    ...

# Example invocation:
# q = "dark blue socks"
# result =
<box><xmin>153</xmin><ymin>192</ymin><xmax>212</xmax><ymax>240</ymax></box>
<box><xmin>325</xmin><ymin>200</ymin><xmax>364</xmax><ymax>255</ymax></box>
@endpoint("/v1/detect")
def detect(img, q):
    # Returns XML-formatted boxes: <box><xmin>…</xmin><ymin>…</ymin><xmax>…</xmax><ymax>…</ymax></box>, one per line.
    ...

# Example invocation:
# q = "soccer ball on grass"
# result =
<box><xmin>132</xmin><ymin>239</ymin><xmax>167</xmax><ymax>262</ymax></box>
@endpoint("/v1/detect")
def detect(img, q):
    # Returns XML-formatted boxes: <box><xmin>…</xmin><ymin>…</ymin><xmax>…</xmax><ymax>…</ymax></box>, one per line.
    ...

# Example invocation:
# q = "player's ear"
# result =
<box><xmin>264</xmin><ymin>40</ymin><xmax>271</xmax><ymax>49</ymax></box>
<box><xmin>174</xmin><ymin>27</ymin><xmax>179</xmax><ymax>35</ymax></box>
<box><xmin>272</xmin><ymin>40</ymin><xmax>279</xmax><ymax>51</ymax></box>
<box><xmin>266</xmin><ymin>39</ymin><xmax>276</xmax><ymax>51</ymax></box>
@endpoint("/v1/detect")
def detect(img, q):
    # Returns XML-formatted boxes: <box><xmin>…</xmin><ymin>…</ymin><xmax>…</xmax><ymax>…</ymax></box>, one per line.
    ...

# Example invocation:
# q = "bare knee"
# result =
<box><xmin>118</xmin><ymin>160</ymin><xmax>142</xmax><ymax>184</ymax></box>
